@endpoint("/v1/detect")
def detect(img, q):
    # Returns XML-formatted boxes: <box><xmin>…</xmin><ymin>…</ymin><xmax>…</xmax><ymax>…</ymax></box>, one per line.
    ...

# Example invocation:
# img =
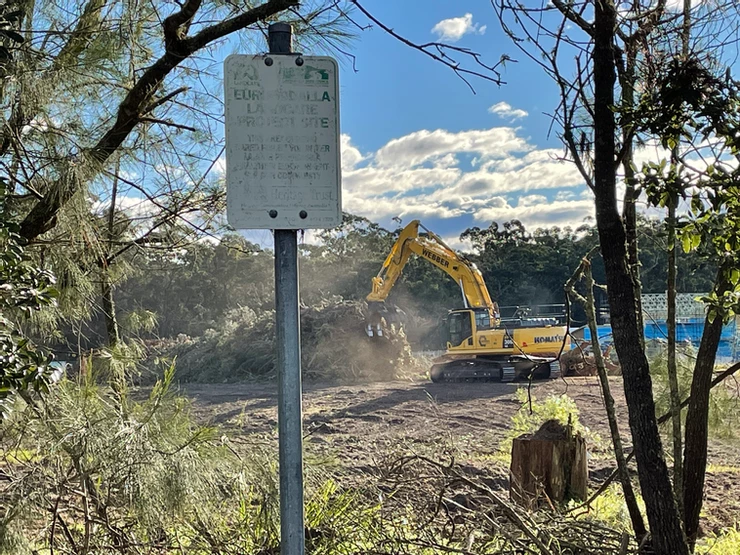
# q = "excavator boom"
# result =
<box><xmin>367</xmin><ymin>220</ymin><xmax>497</xmax><ymax>314</ymax></box>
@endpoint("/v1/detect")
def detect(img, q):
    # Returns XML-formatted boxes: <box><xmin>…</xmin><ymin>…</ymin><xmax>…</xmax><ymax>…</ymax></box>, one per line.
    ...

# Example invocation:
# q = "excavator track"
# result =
<box><xmin>430</xmin><ymin>360</ymin><xmax>515</xmax><ymax>383</ymax></box>
<box><xmin>430</xmin><ymin>358</ymin><xmax>560</xmax><ymax>383</ymax></box>
<box><xmin>548</xmin><ymin>360</ymin><xmax>561</xmax><ymax>380</ymax></box>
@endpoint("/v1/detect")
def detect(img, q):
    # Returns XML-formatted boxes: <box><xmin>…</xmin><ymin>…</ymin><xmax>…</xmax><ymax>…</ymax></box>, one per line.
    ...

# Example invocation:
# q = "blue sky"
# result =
<box><xmin>339</xmin><ymin>1</ymin><xmax>561</xmax><ymax>152</ymax></box>
<box><xmin>220</xmin><ymin>0</ymin><xmax>723</xmax><ymax>249</ymax></box>
<box><xmin>314</xmin><ymin>0</ymin><xmax>592</xmax><ymax>247</ymax></box>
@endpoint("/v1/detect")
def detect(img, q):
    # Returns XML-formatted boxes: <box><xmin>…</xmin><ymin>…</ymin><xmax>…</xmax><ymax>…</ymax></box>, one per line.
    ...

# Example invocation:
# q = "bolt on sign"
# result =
<box><xmin>224</xmin><ymin>54</ymin><xmax>342</xmax><ymax>229</ymax></box>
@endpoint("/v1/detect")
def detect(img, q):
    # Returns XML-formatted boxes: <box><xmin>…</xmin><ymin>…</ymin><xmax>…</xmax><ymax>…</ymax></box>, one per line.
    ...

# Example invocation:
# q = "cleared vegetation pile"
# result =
<box><xmin>154</xmin><ymin>297</ymin><xmax>416</xmax><ymax>383</ymax></box>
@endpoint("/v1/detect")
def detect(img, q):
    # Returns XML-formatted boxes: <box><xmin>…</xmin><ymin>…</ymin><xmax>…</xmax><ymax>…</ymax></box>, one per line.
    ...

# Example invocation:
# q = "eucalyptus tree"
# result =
<box><xmin>633</xmin><ymin>56</ymin><xmax>740</xmax><ymax>549</ymax></box>
<box><xmin>491</xmin><ymin>1</ymin><xmax>740</xmax><ymax>553</ymax></box>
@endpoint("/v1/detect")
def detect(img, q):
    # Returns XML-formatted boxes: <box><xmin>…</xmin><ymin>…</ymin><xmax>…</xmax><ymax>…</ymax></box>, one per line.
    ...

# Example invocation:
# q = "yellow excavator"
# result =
<box><xmin>366</xmin><ymin>220</ymin><xmax>570</xmax><ymax>382</ymax></box>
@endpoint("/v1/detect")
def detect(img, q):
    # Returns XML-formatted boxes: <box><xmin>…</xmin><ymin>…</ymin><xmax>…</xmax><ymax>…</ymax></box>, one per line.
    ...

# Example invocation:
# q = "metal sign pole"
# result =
<box><xmin>269</xmin><ymin>22</ymin><xmax>305</xmax><ymax>555</ymax></box>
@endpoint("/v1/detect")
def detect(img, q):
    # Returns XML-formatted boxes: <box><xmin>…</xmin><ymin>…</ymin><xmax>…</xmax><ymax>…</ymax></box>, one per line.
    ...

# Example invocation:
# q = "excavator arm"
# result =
<box><xmin>366</xmin><ymin>220</ymin><xmax>499</xmax><ymax>336</ymax></box>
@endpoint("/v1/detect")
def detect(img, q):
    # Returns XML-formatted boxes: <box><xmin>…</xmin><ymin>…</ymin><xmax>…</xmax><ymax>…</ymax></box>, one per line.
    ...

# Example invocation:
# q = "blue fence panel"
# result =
<box><xmin>578</xmin><ymin>318</ymin><xmax>739</xmax><ymax>361</ymax></box>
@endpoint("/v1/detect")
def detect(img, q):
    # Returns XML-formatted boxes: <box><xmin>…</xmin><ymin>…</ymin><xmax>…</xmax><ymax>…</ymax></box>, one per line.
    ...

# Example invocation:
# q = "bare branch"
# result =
<box><xmin>551</xmin><ymin>0</ymin><xmax>594</xmax><ymax>37</ymax></box>
<box><xmin>351</xmin><ymin>1</ymin><xmax>505</xmax><ymax>92</ymax></box>
<box><xmin>138</xmin><ymin>117</ymin><xmax>197</xmax><ymax>133</ymax></box>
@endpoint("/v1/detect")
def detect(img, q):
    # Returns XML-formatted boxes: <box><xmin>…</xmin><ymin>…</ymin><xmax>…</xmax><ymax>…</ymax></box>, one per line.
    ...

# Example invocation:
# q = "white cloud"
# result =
<box><xmin>474</xmin><ymin>198</ymin><xmax>595</xmax><ymax>229</ymax></box>
<box><xmin>518</xmin><ymin>194</ymin><xmax>548</xmax><ymax>207</ymax></box>
<box><xmin>440</xmin><ymin>234</ymin><xmax>474</xmax><ymax>252</ymax></box>
<box><xmin>375</xmin><ymin>127</ymin><xmax>529</xmax><ymax>168</ymax></box>
<box><xmin>214</xmin><ymin>156</ymin><xmax>226</xmax><ymax>175</ymax></box>
<box><xmin>21</xmin><ymin>115</ymin><xmax>61</xmax><ymax>135</ymax></box>
<box><xmin>665</xmin><ymin>0</ymin><xmax>705</xmax><ymax>10</ymax></box>
<box><xmin>555</xmin><ymin>190</ymin><xmax>576</xmax><ymax>201</ymax></box>
<box><xmin>488</xmin><ymin>101</ymin><xmax>528</xmax><ymax>121</ymax></box>
<box><xmin>341</xmin><ymin>133</ymin><xmax>364</xmax><ymax>171</ymax></box>
<box><xmin>340</xmin><ymin>124</ymin><xmax>591</xmax><ymax>229</ymax></box>
<box><xmin>618</xmin><ymin>0</ymin><xmax>705</xmax><ymax>19</ymax></box>
<box><xmin>431</xmin><ymin>13</ymin><xmax>485</xmax><ymax>42</ymax></box>
<box><xmin>92</xmin><ymin>195</ymin><xmax>159</xmax><ymax>228</ymax></box>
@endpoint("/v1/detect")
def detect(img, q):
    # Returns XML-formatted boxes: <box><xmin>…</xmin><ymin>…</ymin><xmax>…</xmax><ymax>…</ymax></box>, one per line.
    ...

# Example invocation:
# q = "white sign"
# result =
<box><xmin>224</xmin><ymin>54</ymin><xmax>341</xmax><ymax>229</ymax></box>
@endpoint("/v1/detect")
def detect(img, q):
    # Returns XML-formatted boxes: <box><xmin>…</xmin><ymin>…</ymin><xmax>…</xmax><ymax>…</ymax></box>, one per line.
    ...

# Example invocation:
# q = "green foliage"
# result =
<box><xmin>509</xmin><ymin>388</ymin><xmax>586</xmax><ymax>437</ymax></box>
<box><xmin>105</xmin><ymin>213</ymin><xmax>718</xmax><ymax>361</ymax></box>
<box><xmin>570</xmin><ymin>484</ymin><xmax>647</xmax><ymax>533</ymax></box>
<box><xmin>0</xmin><ymin>179</ymin><xmax>58</xmax><ymax>417</ymax></box>
<box><xmin>696</xmin><ymin>524</ymin><xmax>740</xmax><ymax>555</ymax></box>
<box><xmin>634</xmin><ymin>57</ymin><xmax>740</xmax><ymax>323</ymax></box>
<box><xmin>650</xmin><ymin>351</ymin><xmax>740</xmax><ymax>439</ymax></box>
<box><xmin>461</xmin><ymin>220</ymin><xmax>601</xmax><ymax>309</ymax></box>
<box><xmin>497</xmin><ymin>389</ymin><xmax>597</xmax><ymax>461</ymax></box>
<box><xmin>116</xmin><ymin>234</ymin><xmax>273</xmax><ymax>339</ymax></box>
<box><xmin>0</xmin><ymin>367</ymin><xmax>391</xmax><ymax>554</ymax></box>
<box><xmin>155</xmin><ymin>297</ymin><xmax>417</xmax><ymax>383</ymax></box>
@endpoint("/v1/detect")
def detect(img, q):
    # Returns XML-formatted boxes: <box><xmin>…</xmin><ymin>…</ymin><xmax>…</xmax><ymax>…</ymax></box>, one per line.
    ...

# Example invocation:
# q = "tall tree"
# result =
<box><xmin>591</xmin><ymin>3</ymin><xmax>685</xmax><ymax>551</ymax></box>
<box><xmin>635</xmin><ymin>57</ymin><xmax>740</xmax><ymax>546</ymax></box>
<box><xmin>492</xmin><ymin>1</ymin><xmax>740</xmax><ymax>552</ymax></box>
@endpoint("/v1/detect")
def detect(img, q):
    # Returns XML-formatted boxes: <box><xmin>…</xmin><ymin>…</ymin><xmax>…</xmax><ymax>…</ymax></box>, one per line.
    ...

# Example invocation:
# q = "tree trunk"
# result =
<box><xmin>667</xmin><ymin>190</ymin><xmax>683</xmax><ymax>517</ymax></box>
<box><xmin>683</xmin><ymin>268</ymin><xmax>732</xmax><ymax>548</ymax></box>
<box><xmin>620</xmin><ymin>46</ymin><xmax>645</xmax><ymax>348</ymax></box>
<box><xmin>668</xmin><ymin>0</ymin><xmax>691</xmax><ymax>518</ymax></box>
<box><xmin>510</xmin><ymin>421</ymin><xmax>587</xmax><ymax>509</ymax></box>
<box><xmin>592</xmin><ymin>3</ymin><xmax>688</xmax><ymax>553</ymax></box>
<box><xmin>584</xmin><ymin>263</ymin><xmax>646</xmax><ymax>539</ymax></box>
<box><xmin>101</xmin><ymin>274</ymin><xmax>120</xmax><ymax>349</ymax></box>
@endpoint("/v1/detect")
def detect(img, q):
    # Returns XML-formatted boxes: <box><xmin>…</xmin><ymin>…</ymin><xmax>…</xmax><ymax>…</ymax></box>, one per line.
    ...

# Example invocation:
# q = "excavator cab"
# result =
<box><xmin>446</xmin><ymin>307</ymin><xmax>495</xmax><ymax>348</ymax></box>
<box><xmin>447</xmin><ymin>310</ymin><xmax>474</xmax><ymax>347</ymax></box>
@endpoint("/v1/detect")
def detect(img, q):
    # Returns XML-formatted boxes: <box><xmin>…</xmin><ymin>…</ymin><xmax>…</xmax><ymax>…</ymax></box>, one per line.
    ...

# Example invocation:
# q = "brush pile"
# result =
<box><xmin>561</xmin><ymin>340</ymin><xmax>621</xmax><ymax>377</ymax></box>
<box><xmin>153</xmin><ymin>296</ymin><xmax>417</xmax><ymax>383</ymax></box>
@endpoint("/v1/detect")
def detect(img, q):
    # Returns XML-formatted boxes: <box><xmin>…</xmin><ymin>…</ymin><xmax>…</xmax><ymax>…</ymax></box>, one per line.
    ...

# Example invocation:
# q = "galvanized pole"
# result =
<box><xmin>269</xmin><ymin>22</ymin><xmax>305</xmax><ymax>555</ymax></box>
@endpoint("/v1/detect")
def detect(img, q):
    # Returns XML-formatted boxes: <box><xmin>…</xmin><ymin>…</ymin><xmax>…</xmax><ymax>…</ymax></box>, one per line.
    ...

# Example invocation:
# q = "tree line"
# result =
<box><xmin>55</xmin><ymin>214</ymin><xmax>712</xmax><ymax>350</ymax></box>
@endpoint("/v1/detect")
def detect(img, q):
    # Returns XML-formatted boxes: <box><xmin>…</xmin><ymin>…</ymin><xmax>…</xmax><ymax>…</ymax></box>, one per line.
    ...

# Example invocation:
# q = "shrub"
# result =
<box><xmin>650</xmin><ymin>349</ymin><xmax>740</xmax><ymax>439</ymax></box>
<box><xmin>496</xmin><ymin>389</ymin><xmax>597</xmax><ymax>462</ymax></box>
<box><xmin>0</xmin><ymin>367</ymin><xmax>383</xmax><ymax>554</ymax></box>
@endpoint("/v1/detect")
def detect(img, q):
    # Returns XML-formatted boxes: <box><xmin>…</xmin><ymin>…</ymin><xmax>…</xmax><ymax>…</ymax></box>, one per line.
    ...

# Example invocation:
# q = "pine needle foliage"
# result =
<box><xmin>0</xmin><ymin>365</ymin><xmax>385</xmax><ymax>554</ymax></box>
<box><xmin>650</xmin><ymin>349</ymin><xmax>740</xmax><ymax>439</ymax></box>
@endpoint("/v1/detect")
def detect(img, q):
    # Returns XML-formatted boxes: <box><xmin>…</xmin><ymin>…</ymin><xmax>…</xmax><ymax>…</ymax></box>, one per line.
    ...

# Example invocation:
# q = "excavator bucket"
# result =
<box><xmin>365</xmin><ymin>301</ymin><xmax>404</xmax><ymax>338</ymax></box>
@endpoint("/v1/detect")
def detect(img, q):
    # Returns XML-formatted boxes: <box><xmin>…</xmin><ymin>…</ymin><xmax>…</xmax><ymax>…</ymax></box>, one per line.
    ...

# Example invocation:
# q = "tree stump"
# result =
<box><xmin>510</xmin><ymin>419</ymin><xmax>587</xmax><ymax>509</ymax></box>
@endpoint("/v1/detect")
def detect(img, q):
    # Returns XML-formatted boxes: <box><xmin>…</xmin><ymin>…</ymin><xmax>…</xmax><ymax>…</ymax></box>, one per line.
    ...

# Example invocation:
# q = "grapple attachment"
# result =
<box><xmin>365</xmin><ymin>301</ymin><xmax>404</xmax><ymax>338</ymax></box>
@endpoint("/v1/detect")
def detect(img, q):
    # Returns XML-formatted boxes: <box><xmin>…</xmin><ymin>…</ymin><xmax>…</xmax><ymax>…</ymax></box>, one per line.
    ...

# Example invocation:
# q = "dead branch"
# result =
<box><xmin>566</xmin><ymin>252</ymin><xmax>647</xmax><ymax>539</ymax></box>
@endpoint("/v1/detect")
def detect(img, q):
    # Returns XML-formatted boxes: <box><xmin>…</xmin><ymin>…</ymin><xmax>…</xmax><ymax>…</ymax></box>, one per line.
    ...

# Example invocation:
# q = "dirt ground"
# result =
<box><xmin>182</xmin><ymin>376</ymin><xmax>740</xmax><ymax>534</ymax></box>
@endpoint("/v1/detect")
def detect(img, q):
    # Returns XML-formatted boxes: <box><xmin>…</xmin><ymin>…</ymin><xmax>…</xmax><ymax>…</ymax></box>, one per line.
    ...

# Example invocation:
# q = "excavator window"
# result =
<box><xmin>448</xmin><ymin>311</ymin><xmax>472</xmax><ymax>347</ymax></box>
<box><xmin>474</xmin><ymin>310</ymin><xmax>492</xmax><ymax>331</ymax></box>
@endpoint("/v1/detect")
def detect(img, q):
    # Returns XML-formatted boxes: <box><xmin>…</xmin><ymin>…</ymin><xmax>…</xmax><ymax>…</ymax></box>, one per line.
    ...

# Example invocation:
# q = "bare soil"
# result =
<box><xmin>182</xmin><ymin>376</ymin><xmax>740</xmax><ymax>534</ymax></box>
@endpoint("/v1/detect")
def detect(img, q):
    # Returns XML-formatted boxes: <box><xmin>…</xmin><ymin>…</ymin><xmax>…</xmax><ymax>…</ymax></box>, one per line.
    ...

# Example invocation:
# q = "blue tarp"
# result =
<box><xmin>578</xmin><ymin>318</ymin><xmax>739</xmax><ymax>361</ymax></box>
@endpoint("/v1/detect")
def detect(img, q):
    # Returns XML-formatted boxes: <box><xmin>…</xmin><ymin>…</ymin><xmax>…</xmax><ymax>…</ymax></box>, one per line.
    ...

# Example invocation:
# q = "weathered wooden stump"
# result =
<box><xmin>510</xmin><ymin>419</ymin><xmax>588</xmax><ymax>509</ymax></box>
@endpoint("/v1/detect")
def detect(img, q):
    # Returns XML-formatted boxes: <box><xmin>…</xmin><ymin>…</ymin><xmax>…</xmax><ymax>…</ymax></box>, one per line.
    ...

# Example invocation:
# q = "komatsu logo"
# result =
<box><xmin>422</xmin><ymin>248</ymin><xmax>449</xmax><ymax>268</ymax></box>
<box><xmin>535</xmin><ymin>335</ymin><xmax>564</xmax><ymax>344</ymax></box>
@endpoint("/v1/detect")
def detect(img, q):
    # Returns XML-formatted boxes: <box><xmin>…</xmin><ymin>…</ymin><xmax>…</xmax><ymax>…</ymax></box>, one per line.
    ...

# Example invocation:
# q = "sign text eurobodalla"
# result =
<box><xmin>224</xmin><ymin>55</ymin><xmax>341</xmax><ymax>229</ymax></box>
